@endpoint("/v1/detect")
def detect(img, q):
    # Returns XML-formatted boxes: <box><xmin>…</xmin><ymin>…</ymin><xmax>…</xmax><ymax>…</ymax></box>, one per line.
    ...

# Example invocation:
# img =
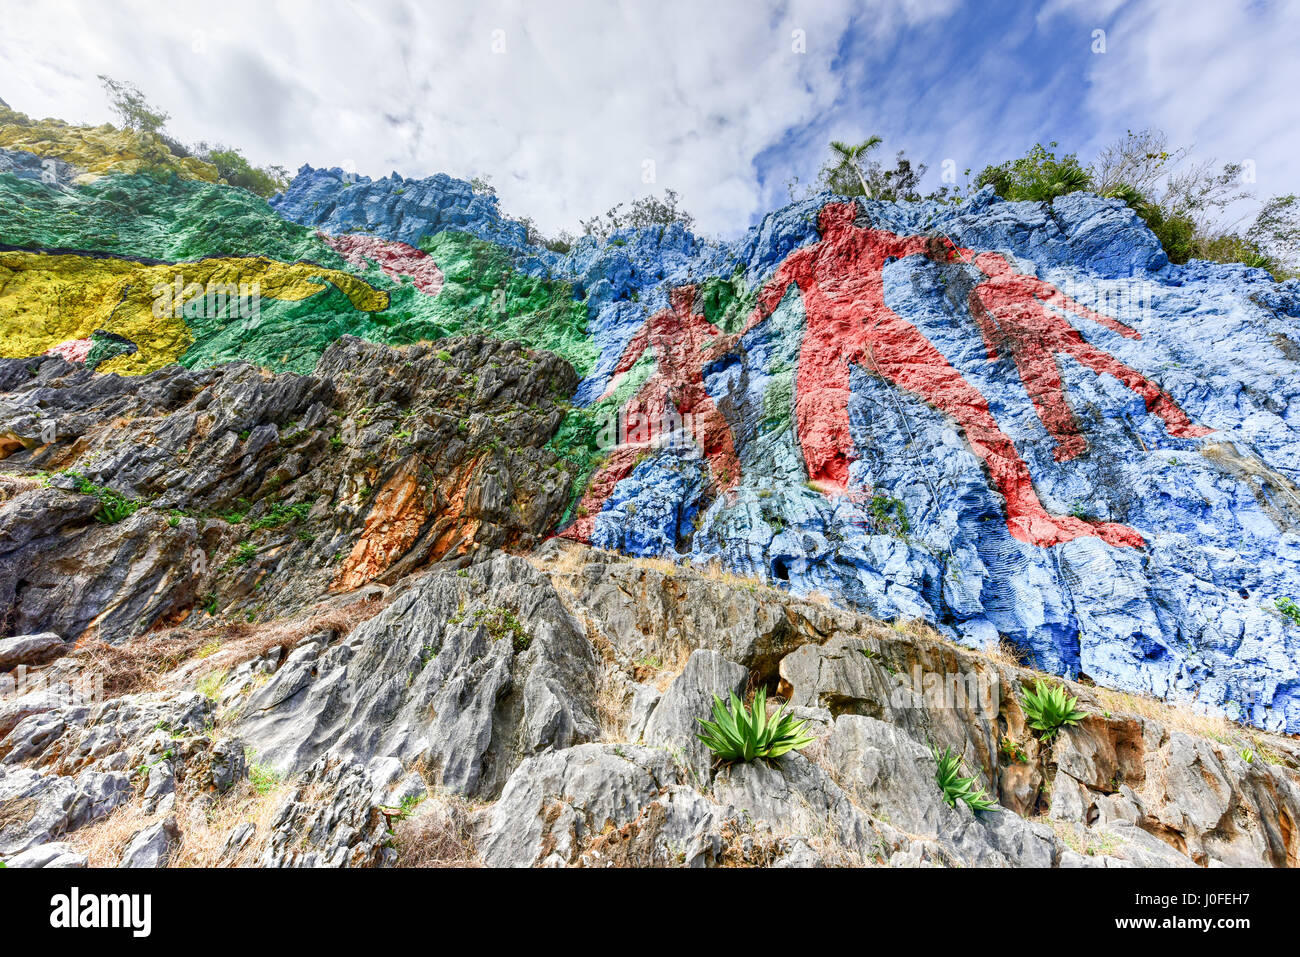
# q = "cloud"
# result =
<box><xmin>1075</xmin><ymin>0</ymin><xmax>1300</xmax><ymax>220</ymax></box>
<box><xmin>0</xmin><ymin>0</ymin><xmax>1293</xmax><ymax>239</ymax></box>
<box><xmin>1</xmin><ymin>0</ymin><xmax>938</xmax><ymax>236</ymax></box>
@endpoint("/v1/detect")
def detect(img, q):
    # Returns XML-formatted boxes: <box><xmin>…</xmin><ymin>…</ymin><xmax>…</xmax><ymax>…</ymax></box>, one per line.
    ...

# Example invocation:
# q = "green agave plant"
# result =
<box><xmin>932</xmin><ymin>745</ymin><xmax>998</xmax><ymax>813</ymax></box>
<box><xmin>1020</xmin><ymin>679</ymin><xmax>1090</xmax><ymax>741</ymax></box>
<box><xmin>696</xmin><ymin>686</ymin><xmax>815</xmax><ymax>763</ymax></box>
<box><xmin>95</xmin><ymin>496</ymin><xmax>140</xmax><ymax>524</ymax></box>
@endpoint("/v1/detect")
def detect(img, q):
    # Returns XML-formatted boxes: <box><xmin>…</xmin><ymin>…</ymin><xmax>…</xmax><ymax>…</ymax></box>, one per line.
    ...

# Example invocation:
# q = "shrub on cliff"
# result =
<box><xmin>932</xmin><ymin>746</ymin><xmax>998</xmax><ymax>813</ymax></box>
<box><xmin>196</xmin><ymin>144</ymin><xmax>290</xmax><ymax>199</ymax></box>
<box><xmin>973</xmin><ymin>142</ymin><xmax>1091</xmax><ymax>204</ymax></box>
<box><xmin>696</xmin><ymin>687</ymin><xmax>814</xmax><ymax>763</ymax></box>
<box><xmin>1020</xmin><ymin>680</ymin><xmax>1089</xmax><ymax>742</ymax></box>
<box><xmin>579</xmin><ymin>188</ymin><xmax>696</xmax><ymax>240</ymax></box>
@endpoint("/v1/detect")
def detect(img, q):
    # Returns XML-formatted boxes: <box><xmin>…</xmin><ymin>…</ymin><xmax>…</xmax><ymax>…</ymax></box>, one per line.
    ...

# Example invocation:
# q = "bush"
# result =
<box><xmin>932</xmin><ymin>745</ymin><xmax>998</xmax><ymax>812</ymax></box>
<box><xmin>1277</xmin><ymin>597</ymin><xmax>1300</xmax><ymax>627</ymax></box>
<box><xmin>193</xmin><ymin>142</ymin><xmax>289</xmax><ymax>198</ymax></box>
<box><xmin>579</xmin><ymin>189</ymin><xmax>695</xmax><ymax>239</ymax></box>
<box><xmin>98</xmin><ymin>75</ymin><xmax>169</xmax><ymax>134</ymax></box>
<box><xmin>696</xmin><ymin>687</ymin><xmax>815</xmax><ymax>763</ymax></box>
<box><xmin>973</xmin><ymin>142</ymin><xmax>1091</xmax><ymax>204</ymax></box>
<box><xmin>1020</xmin><ymin>679</ymin><xmax>1089</xmax><ymax>741</ymax></box>
<box><xmin>67</xmin><ymin>471</ymin><xmax>141</xmax><ymax>524</ymax></box>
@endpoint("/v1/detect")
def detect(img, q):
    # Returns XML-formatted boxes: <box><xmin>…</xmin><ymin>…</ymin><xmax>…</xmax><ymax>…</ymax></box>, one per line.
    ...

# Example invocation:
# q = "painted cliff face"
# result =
<box><xmin>567</xmin><ymin>203</ymin><xmax>1211</xmax><ymax>551</ymax></box>
<box><xmin>4</xmin><ymin>147</ymin><xmax>1299</xmax><ymax>732</ymax></box>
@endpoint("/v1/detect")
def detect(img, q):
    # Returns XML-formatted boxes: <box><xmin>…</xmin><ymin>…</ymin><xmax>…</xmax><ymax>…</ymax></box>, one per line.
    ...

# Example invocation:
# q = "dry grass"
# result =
<box><xmin>77</xmin><ymin>626</ymin><xmax>230</xmax><ymax>697</ymax></box>
<box><xmin>392</xmin><ymin>794</ymin><xmax>481</xmax><ymax>867</ymax></box>
<box><xmin>0</xmin><ymin>472</ymin><xmax>44</xmax><ymax>502</ymax></box>
<box><xmin>1093</xmin><ymin>685</ymin><xmax>1236</xmax><ymax>743</ymax></box>
<box><xmin>172</xmin><ymin>591</ymin><xmax>387</xmax><ymax>688</ymax></box>
<box><xmin>800</xmin><ymin>589</ymin><xmax>838</xmax><ymax>607</ymax></box>
<box><xmin>172</xmin><ymin>779</ymin><xmax>292</xmax><ymax>867</ymax></box>
<box><xmin>64</xmin><ymin>773</ymin><xmax>291</xmax><ymax>867</ymax></box>
<box><xmin>533</xmin><ymin>540</ymin><xmax>597</xmax><ymax>577</ymax></box>
<box><xmin>979</xmin><ymin>637</ymin><xmax>1030</xmax><ymax>669</ymax></box>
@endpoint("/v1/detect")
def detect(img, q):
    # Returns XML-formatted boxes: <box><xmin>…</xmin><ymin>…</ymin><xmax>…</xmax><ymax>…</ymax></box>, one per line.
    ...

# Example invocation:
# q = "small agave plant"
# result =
<box><xmin>696</xmin><ymin>686</ymin><xmax>815</xmax><ymax>764</ymax></box>
<box><xmin>1020</xmin><ymin>679</ymin><xmax>1090</xmax><ymax>742</ymax></box>
<box><xmin>932</xmin><ymin>745</ymin><xmax>998</xmax><ymax>813</ymax></box>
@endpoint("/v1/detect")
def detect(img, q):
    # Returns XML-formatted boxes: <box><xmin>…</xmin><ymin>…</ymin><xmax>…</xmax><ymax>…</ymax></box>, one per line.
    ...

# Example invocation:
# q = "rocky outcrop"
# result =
<box><xmin>235</xmin><ymin>555</ymin><xmax>600</xmax><ymax>799</ymax></box>
<box><xmin>3</xmin><ymin>542</ymin><xmax>1297</xmax><ymax>868</ymax></box>
<box><xmin>2</xmin><ymin>105</ymin><xmax>1299</xmax><ymax>867</ymax></box>
<box><xmin>0</xmin><ymin>335</ymin><xmax>579</xmax><ymax>640</ymax></box>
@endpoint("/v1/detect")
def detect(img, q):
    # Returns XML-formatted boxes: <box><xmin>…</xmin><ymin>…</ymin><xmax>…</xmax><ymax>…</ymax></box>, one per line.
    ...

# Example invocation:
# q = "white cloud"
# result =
<box><xmin>1075</xmin><ymin>0</ymin><xmax>1300</xmax><ymax>224</ymax></box>
<box><xmin>0</xmin><ymin>0</ymin><xmax>1293</xmax><ymax>240</ymax></box>
<box><xmin>0</xmin><ymin>0</ymin><xmax>955</xmax><ymax>236</ymax></box>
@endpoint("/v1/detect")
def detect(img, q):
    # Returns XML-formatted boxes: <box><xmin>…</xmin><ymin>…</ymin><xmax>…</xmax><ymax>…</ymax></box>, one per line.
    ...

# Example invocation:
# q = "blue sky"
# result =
<box><xmin>1</xmin><ymin>0</ymin><xmax>1296</xmax><ymax>237</ymax></box>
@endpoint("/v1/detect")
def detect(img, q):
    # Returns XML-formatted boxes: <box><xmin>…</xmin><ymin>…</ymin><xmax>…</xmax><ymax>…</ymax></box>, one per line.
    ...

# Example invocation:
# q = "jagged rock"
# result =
<box><xmin>0</xmin><ymin>334</ymin><xmax>578</xmax><ymax>637</ymax></box>
<box><xmin>0</xmin><ymin>765</ymin><xmax>131</xmax><ymax>855</ymax></box>
<box><xmin>0</xmin><ymin>686</ymin><xmax>72</xmax><ymax>740</ymax></box>
<box><xmin>237</xmin><ymin>555</ymin><xmax>599</xmax><ymax>799</ymax></box>
<box><xmin>273</xmin><ymin>165</ymin><xmax>533</xmax><ymax>253</ymax></box>
<box><xmin>575</xmin><ymin>786</ymin><xmax>733</xmax><ymax>868</ymax></box>
<box><xmin>641</xmin><ymin>649</ymin><xmax>747</xmax><ymax>780</ymax></box>
<box><xmin>0</xmin><ymin>489</ymin><xmax>197</xmax><ymax>644</ymax></box>
<box><xmin>219</xmin><ymin>822</ymin><xmax>257</xmax><ymax>860</ymax></box>
<box><xmin>208</xmin><ymin>738</ymin><xmax>246</xmax><ymax>793</ymax></box>
<box><xmin>258</xmin><ymin>758</ymin><xmax>392</xmax><ymax>868</ymax></box>
<box><xmin>556</xmin><ymin>551</ymin><xmax>840</xmax><ymax>677</ymax></box>
<box><xmin>3</xmin><ymin>841</ymin><xmax>87</xmax><ymax>868</ymax></box>
<box><xmin>711</xmin><ymin>751</ymin><xmax>884</xmax><ymax>865</ymax></box>
<box><xmin>479</xmin><ymin>743</ymin><xmax>680</xmax><ymax>867</ymax></box>
<box><xmin>0</xmin><ymin>632</ymin><xmax>66</xmax><ymax>671</ymax></box>
<box><xmin>119</xmin><ymin>816</ymin><xmax>180</xmax><ymax>868</ymax></box>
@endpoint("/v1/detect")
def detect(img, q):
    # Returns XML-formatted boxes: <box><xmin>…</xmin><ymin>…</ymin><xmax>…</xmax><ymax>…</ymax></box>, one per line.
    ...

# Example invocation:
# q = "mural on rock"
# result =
<box><xmin>965</xmin><ymin>250</ymin><xmax>1214</xmax><ymax>462</ymax></box>
<box><xmin>2</xmin><ymin>110</ymin><xmax>1299</xmax><ymax>732</ymax></box>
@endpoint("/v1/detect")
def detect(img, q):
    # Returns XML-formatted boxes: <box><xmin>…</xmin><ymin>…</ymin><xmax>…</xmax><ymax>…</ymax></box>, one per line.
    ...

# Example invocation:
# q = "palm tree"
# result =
<box><xmin>825</xmin><ymin>136</ymin><xmax>883</xmax><ymax>198</ymax></box>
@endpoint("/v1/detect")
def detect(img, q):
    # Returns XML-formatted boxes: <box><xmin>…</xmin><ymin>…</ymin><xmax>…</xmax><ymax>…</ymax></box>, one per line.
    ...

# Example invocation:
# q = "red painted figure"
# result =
<box><xmin>561</xmin><ymin>285</ymin><xmax>741</xmax><ymax>542</ymax></box>
<box><xmin>967</xmin><ymin>251</ymin><xmax>1212</xmax><ymax>462</ymax></box>
<box><xmin>744</xmin><ymin>201</ymin><xmax>1145</xmax><ymax>548</ymax></box>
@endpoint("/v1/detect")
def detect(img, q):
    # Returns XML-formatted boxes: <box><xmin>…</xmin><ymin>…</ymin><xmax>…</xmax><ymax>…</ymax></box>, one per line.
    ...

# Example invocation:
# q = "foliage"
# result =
<box><xmin>98</xmin><ymin>75</ymin><xmax>170</xmax><ymax>134</ymax></box>
<box><xmin>246</xmin><ymin>752</ymin><xmax>283</xmax><ymax>795</ymax></box>
<box><xmin>1246</xmin><ymin>193</ymin><xmax>1299</xmax><ymax>276</ymax></box>
<box><xmin>973</xmin><ymin>142</ymin><xmax>1091</xmax><ymax>204</ymax></box>
<box><xmin>1090</xmin><ymin>128</ymin><xmax>1187</xmax><ymax>197</ymax></box>
<box><xmin>860</xmin><ymin>150</ymin><xmax>929</xmax><ymax>202</ymax></box>
<box><xmin>579</xmin><ymin>188</ymin><xmax>695</xmax><ymax>239</ymax></box>
<box><xmin>248</xmin><ymin>500</ymin><xmax>312</xmax><ymax>531</ymax></box>
<box><xmin>470</xmin><ymin>607</ymin><xmax>531</xmax><ymax>652</ymax></box>
<box><xmin>696</xmin><ymin>686</ymin><xmax>815</xmax><ymax>763</ymax></box>
<box><xmin>820</xmin><ymin>137</ymin><xmax>883</xmax><ymax>197</ymax></box>
<box><xmin>1276</xmin><ymin>597</ymin><xmax>1300</xmax><ymax>627</ymax></box>
<box><xmin>1020</xmin><ymin>679</ymin><xmax>1090</xmax><ymax>741</ymax></box>
<box><xmin>866</xmin><ymin>494</ymin><xmax>909</xmax><ymax>535</ymax></box>
<box><xmin>195</xmin><ymin>142</ymin><xmax>290</xmax><ymax>198</ymax></box>
<box><xmin>67</xmin><ymin>471</ymin><xmax>141</xmax><ymax>524</ymax></box>
<box><xmin>932</xmin><ymin>745</ymin><xmax>998</xmax><ymax>812</ymax></box>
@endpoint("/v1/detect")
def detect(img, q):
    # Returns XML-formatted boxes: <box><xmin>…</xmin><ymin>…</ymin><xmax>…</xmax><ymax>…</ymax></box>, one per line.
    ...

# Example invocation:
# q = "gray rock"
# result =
<box><xmin>119</xmin><ymin>816</ymin><xmax>180</xmax><ymax>868</ymax></box>
<box><xmin>0</xmin><ymin>632</ymin><xmax>66</xmax><ymax>671</ymax></box>
<box><xmin>712</xmin><ymin>751</ymin><xmax>882</xmax><ymax>865</ymax></box>
<box><xmin>219</xmin><ymin>822</ymin><xmax>257</xmax><ymax>860</ymax></box>
<box><xmin>0</xmin><ymin>686</ymin><xmax>67</xmax><ymax>739</ymax></box>
<box><xmin>480</xmin><ymin>744</ymin><xmax>679</xmax><ymax>867</ymax></box>
<box><xmin>3</xmin><ymin>841</ymin><xmax>87</xmax><ymax>868</ymax></box>
<box><xmin>238</xmin><ymin>556</ymin><xmax>599</xmax><ymax>800</ymax></box>
<box><xmin>642</xmin><ymin>649</ymin><xmax>747</xmax><ymax>781</ymax></box>
<box><xmin>0</xmin><ymin>335</ymin><xmax>580</xmax><ymax>636</ymax></box>
<box><xmin>258</xmin><ymin>758</ymin><xmax>391</xmax><ymax>867</ymax></box>
<box><xmin>0</xmin><ymin>765</ymin><xmax>131</xmax><ymax>856</ymax></box>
